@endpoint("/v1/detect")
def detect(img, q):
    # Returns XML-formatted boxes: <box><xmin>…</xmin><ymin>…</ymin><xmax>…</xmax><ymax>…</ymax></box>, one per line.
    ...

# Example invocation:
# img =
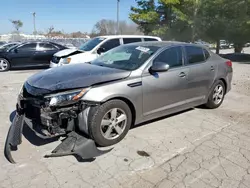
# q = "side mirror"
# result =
<box><xmin>149</xmin><ymin>62</ymin><xmax>170</xmax><ymax>72</ymax></box>
<box><xmin>14</xmin><ymin>48</ymin><xmax>18</xmax><ymax>53</ymax></box>
<box><xmin>97</xmin><ymin>47</ymin><xmax>106</xmax><ymax>55</ymax></box>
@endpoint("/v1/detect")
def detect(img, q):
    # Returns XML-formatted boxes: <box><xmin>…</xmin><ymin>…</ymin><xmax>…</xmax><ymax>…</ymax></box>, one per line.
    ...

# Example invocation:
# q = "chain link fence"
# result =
<box><xmin>0</xmin><ymin>34</ymin><xmax>90</xmax><ymax>48</ymax></box>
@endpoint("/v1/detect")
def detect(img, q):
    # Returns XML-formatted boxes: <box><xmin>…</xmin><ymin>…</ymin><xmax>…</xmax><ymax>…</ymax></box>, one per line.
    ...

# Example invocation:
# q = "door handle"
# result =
<box><xmin>179</xmin><ymin>72</ymin><xmax>186</xmax><ymax>78</ymax></box>
<box><xmin>211</xmin><ymin>66</ymin><xmax>215</xmax><ymax>71</ymax></box>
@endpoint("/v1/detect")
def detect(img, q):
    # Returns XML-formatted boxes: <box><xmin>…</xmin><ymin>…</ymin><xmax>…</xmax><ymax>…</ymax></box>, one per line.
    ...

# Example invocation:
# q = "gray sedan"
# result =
<box><xmin>5</xmin><ymin>42</ymin><xmax>232</xmax><ymax>162</ymax></box>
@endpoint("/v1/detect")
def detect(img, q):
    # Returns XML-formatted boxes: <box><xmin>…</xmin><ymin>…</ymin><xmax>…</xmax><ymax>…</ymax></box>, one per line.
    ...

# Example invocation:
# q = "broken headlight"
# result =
<box><xmin>44</xmin><ymin>88</ymin><xmax>89</xmax><ymax>107</ymax></box>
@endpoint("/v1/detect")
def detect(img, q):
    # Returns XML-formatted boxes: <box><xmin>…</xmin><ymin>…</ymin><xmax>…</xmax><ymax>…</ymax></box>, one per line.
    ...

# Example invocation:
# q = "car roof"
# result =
<box><xmin>124</xmin><ymin>41</ymin><xmax>206</xmax><ymax>48</ymax></box>
<box><xmin>18</xmin><ymin>41</ymin><xmax>63</xmax><ymax>46</ymax></box>
<box><xmin>98</xmin><ymin>35</ymin><xmax>161</xmax><ymax>39</ymax></box>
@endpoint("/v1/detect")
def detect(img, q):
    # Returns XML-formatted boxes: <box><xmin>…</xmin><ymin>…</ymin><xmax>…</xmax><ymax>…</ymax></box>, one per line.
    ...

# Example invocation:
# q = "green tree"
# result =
<box><xmin>131</xmin><ymin>0</ymin><xmax>250</xmax><ymax>53</ymax></box>
<box><xmin>198</xmin><ymin>0</ymin><xmax>250</xmax><ymax>53</ymax></box>
<box><xmin>223</xmin><ymin>0</ymin><xmax>250</xmax><ymax>53</ymax></box>
<box><xmin>10</xmin><ymin>20</ymin><xmax>23</xmax><ymax>33</ymax></box>
<box><xmin>129</xmin><ymin>0</ymin><xmax>159</xmax><ymax>35</ymax></box>
<box><xmin>130</xmin><ymin>0</ymin><xmax>196</xmax><ymax>41</ymax></box>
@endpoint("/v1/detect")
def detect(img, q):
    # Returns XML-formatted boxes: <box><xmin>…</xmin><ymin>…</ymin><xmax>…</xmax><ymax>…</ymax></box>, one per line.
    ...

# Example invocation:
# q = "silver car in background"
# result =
<box><xmin>5</xmin><ymin>42</ymin><xmax>232</xmax><ymax>162</ymax></box>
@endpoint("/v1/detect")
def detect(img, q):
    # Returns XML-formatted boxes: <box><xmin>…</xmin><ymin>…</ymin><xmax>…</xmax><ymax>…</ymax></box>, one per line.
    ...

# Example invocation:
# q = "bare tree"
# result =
<box><xmin>10</xmin><ymin>20</ymin><xmax>23</xmax><ymax>33</ymax></box>
<box><xmin>70</xmin><ymin>31</ymin><xmax>88</xmax><ymax>38</ymax></box>
<box><xmin>47</xmin><ymin>25</ymin><xmax>54</xmax><ymax>37</ymax></box>
<box><xmin>119</xmin><ymin>21</ymin><xmax>143</xmax><ymax>35</ymax></box>
<box><xmin>92</xmin><ymin>19</ymin><xmax>142</xmax><ymax>36</ymax></box>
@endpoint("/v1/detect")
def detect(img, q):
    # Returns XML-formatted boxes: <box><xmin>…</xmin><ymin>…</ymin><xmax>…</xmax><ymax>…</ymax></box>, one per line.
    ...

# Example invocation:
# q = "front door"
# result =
<box><xmin>9</xmin><ymin>43</ymin><xmax>37</xmax><ymax>67</ymax></box>
<box><xmin>142</xmin><ymin>46</ymin><xmax>189</xmax><ymax>116</ymax></box>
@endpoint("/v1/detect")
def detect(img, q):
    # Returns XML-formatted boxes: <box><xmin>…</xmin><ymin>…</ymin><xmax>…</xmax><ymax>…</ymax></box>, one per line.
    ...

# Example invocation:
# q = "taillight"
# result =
<box><xmin>226</xmin><ymin>60</ymin><xmax>232</xmax><ymax>67</ymax></box>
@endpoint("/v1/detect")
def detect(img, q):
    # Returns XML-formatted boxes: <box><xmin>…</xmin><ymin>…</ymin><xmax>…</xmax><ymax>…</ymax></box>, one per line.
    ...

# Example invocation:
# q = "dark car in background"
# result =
<box><xmin>0</xmin><ymin>41</ymin><xmax>67</xmax><ymax>71</ymax></box>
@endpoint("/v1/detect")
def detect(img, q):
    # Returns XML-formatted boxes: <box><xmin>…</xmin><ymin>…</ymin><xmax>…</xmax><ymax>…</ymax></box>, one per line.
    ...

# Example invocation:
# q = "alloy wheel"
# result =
<box><xmin>100</xmin><ymin>108</ymin><xmax>127</xmax><ymax>140</ymax></box>
<box><xmin>213</xmin><ymin>84</ymin><xmax>224</xmax><ymax>105</ymax></box>
<box><xmin>0</xmin><ymin>59</ymin><xmax>9</xmax><ymax>71</ymax></box>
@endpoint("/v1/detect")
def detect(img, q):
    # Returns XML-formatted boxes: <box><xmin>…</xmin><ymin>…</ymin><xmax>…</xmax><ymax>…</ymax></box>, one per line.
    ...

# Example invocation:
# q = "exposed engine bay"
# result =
<box><xmin>4</xmin><ymin>84</ymin><xmax>111</xmax><ymax>163</ymax></box>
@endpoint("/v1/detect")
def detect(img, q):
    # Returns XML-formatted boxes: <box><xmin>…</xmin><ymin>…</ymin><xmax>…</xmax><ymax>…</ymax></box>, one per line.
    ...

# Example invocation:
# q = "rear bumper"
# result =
<box><xmin>226</xmin><ymin>71</ymin><xmax>233</xmax><ymax>93</ymax></box>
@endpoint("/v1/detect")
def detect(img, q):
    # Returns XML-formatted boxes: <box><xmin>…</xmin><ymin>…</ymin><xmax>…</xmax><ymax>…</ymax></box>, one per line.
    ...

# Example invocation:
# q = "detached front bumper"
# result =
<box><xmin>4</xmin><ymin>108</ymin><xmax>25</xmax><ymax>163</ymax></box>
<box><xmin>4</xmin><ymin>99</ymin><xmax>111</xmax><ymax>163</ymax></box>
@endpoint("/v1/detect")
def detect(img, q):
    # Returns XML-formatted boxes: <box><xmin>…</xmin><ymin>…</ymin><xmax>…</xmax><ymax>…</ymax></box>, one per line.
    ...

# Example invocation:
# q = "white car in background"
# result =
<box><xmin>50</xmin><ymin>35</ymin><xmax>162</xmax><ymax>67</ymax></box>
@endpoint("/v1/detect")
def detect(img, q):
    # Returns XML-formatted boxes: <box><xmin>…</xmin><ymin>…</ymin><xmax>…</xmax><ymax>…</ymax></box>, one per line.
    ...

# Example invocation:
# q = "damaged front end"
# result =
<box><xmin>4</xmin><ymin>83</ymin><xmax>111</xmax><ymax>163</ymax></box>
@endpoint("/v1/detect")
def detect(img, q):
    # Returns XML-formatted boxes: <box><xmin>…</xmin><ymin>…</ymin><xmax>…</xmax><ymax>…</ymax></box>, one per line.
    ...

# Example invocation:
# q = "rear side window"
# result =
<box><xmin>185</xmin><ymin>46</ymin><xmax>205</xmax><ymax>64</ymax></box>
<box><xmin>154</xmin><ymin>47</ymin><xmax>183</xmax><ymax>68</ymax></box>
<box><xmin>101</xmin><ymin>39</ymin><xmax>120</xmax><ymax>51</ymax></box>
<box><xmin>123</xmin><ymin>38</ymin><xmax>142</xmax><ymax>44</ymax></box>
<box><xmin>203</xmin><ymin>49</ymin><xmax>210</xmax><ymax>60</ymax></box>
<box><xmin>144</xmin><ymin>38</ymin><xmax>158</xmax><ymax>41</ymax></box>
<box><xmin>39</xmin><ymin>43</ymin><xmax>57</xmax><ymax>51</ymax></box>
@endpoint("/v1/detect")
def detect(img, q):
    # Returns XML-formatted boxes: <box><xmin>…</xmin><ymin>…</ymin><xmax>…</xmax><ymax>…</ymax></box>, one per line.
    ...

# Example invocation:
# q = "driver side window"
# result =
<box><xmin>154</xmin><ymin>47</ymin><xmax>183</xmax><ymax>68</ymax></box>
<box><xmin>18</xmin><ymin>43</ymin><xmax>37</xmax><ymax>52</ymax></box>
<box><xmin>100</xmin><ymin>39</ymin><xmax>120</xmax><ymax>52</ymax></box>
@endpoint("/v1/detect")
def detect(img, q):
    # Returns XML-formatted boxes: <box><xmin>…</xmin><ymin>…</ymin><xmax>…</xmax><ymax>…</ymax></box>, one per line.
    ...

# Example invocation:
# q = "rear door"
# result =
<box><xmin>34</xmin><ymin>43</ymin><xmax>59</xmax><ymax>66</ymax></box>
<box><xmin>9</xmin><ymin>43</ymin><xmax>37</xmax><ymax>67</ymax></box>
<box><xmin>184</xmin><ymin>45</ymin><xmax>216</xmax><ymax>103</ymax></box>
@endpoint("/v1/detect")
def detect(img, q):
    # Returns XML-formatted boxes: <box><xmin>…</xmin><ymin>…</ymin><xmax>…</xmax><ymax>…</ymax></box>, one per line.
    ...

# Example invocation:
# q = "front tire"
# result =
<box><xmin>88</xmin><ymin>100</ymin><xmax>132</xmax><ymax>147</ymax></box>
<box><xmin>0</xmin><ymin>58</ymin><xmax>10</xmax><ymax>72</ymax></box>
<box><xmin>205</xmin><ymin>80</ymin><xmax>225</xmax><ymax>109</ymax></box>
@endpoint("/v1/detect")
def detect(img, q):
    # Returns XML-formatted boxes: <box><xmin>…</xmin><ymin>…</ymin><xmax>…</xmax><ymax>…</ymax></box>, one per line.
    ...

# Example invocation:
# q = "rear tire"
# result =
<box><xmin>205</xmin><ymin>80</ymin><xmax>225</xmax><ymax>109</ymax></box>
<box><xmin>0</xmin><ymin>58</ymin><xmax>10</xmax><ymax>72</ymax></box>
<box><xmin>88</xmin><ymin>100</ymin><xmax>132</xmax><ymax>147</ymax></box>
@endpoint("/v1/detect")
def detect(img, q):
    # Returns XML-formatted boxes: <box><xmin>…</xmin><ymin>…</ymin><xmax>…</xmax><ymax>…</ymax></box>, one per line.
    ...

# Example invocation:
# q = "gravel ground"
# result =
<box><xmin>0</xmin><ymin>59</ymin><xmax>250</xmax><ymax>188</ymax></box>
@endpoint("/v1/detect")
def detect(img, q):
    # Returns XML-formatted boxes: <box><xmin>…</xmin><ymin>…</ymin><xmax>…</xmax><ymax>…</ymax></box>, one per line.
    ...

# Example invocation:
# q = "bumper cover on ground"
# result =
<box><xmin>4</xmin><ymin>113</ymin><xmax>111</xmax><ymax>163</ymax></box>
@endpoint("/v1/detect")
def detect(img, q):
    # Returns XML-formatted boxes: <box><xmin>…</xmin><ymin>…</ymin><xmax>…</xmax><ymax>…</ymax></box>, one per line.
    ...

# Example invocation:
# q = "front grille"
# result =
<box><xmin>51</xmin><ymin>56</ymin><xmax>60</xmax><ymax>64</ymax></box>
<box><xmin>25</xmin><ymin>103</ymin><xmax>41</xmax><ymax>120</ymax></box>
<box><xmin>22</xmin><ymin>83</ymin><xmax>46</xmax><ymax>120</ymax></box>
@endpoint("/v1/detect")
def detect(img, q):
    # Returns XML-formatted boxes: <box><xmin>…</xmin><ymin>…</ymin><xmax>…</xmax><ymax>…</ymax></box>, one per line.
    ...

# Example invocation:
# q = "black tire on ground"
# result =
<box><xmin>205</xmin><ymin>80</ymin><xmax>225</xmax><ymax>109</ymax></box>
<box><xmin>87</xmin><ymin>100</ymin><xmax>132</xmax><ymax>147</ymax></box>
<box><xmin>0</xmin><ymin>58</ymin><xmax>10</xmax><ymax>72</ymax></box>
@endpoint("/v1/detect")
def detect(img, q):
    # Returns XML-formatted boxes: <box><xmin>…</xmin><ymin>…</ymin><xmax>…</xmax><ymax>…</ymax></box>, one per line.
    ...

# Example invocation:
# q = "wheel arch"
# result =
<box><xmin>219</xmin><ymin>78</ymin><xmax>227</xmax><ymax>92</ymax></box>
<box><xmin>207</xmin><ymin>77</ymin><xmax>228</xmax><ymax>101</ymax></box>
<box><xmin>105</xmin><ymin>97</ymin><xmax>136</xmax><ymax>127</ymax></box>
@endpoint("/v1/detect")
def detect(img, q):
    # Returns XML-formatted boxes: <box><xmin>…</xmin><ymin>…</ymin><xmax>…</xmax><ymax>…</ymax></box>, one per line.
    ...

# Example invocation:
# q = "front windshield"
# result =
<box><xmin>79</xmin><ymin>37</ymin><xmax>105</xmax><ymax>51</ymax></box>
<box><xmin>91</xmin><ymin>45</ymin><xmax>160</xmax><ymax>71</ymax></box>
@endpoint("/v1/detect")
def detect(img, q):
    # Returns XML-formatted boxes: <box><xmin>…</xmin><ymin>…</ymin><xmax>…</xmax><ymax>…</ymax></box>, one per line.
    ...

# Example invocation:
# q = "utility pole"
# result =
<box><xmin>32</xmin><ymin>12</ymin><xmax>37</xmax><ymax>37</ymax></box>
<box><xmin>117</xmin><ymin>0</ymin><xmax>120</xmax><ymax>35</ymax></box>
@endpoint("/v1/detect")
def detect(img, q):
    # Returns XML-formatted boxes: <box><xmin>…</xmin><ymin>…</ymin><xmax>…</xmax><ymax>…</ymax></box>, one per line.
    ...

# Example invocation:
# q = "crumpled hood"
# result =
<box><xmin>54</xmin><ymin>48</ymin><xmax>83</xmax><ymax>57</ymax></box>
<box><xmin>26</xmin><ymin>63</ymin><xmax>131</xmax><ymax>93</ymax></box>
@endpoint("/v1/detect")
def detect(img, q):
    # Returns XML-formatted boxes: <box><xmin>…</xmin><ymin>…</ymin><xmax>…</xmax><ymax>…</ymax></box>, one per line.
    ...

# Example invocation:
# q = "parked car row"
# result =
<box><xmin>5</xmin><ymin>40</ymin><xmax>233</xmax><ymax>162</ymax></box>
<box><xmin>0</xmin><ymin>35</ymin><xmax>161</xmax><ymax>71</ymax></box>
